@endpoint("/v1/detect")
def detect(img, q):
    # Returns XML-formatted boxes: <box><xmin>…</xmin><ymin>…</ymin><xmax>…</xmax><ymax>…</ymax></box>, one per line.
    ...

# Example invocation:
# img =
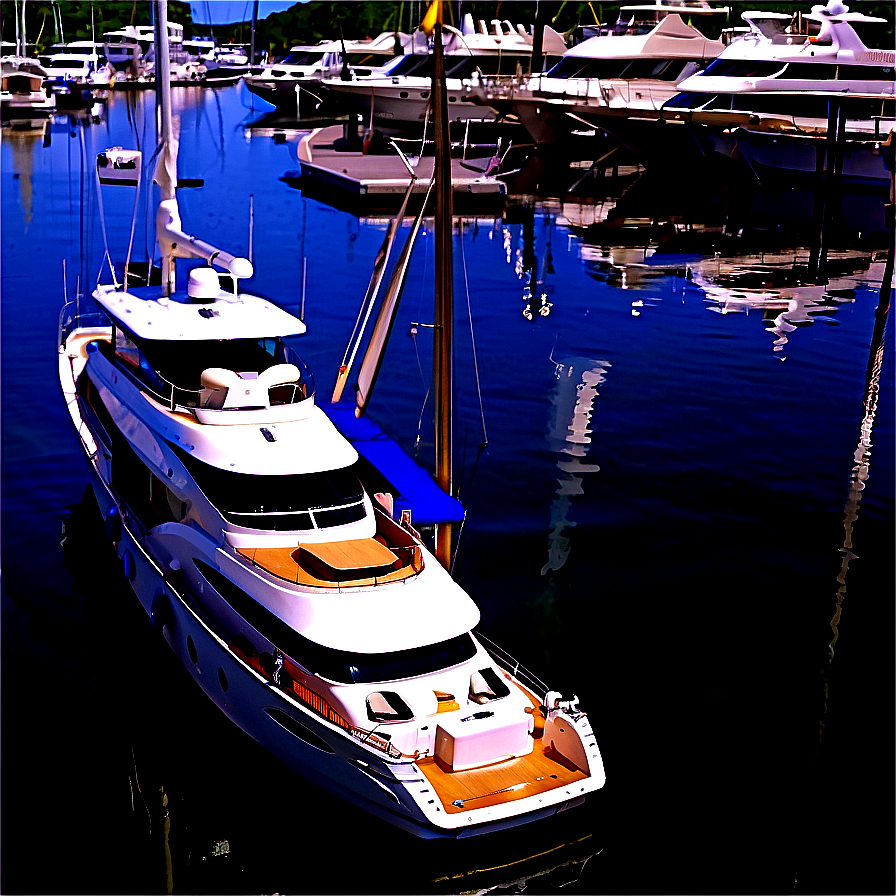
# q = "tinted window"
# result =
<box><xmin>701</xmin><ymin>59</ymin><xmax>786</xmax><ymax>78</ymax></box>
<box><xmin>195</xmin><ymin>560</ymin><xmax>477</xmax><ymax>683</ymax></box>
<box><xmin>779</xmin><ymin>62</ymin><xmax>838</xmax><ymax>79</ymax></box>
<box><xmin>837</xmin><ymin>64</ymin><xmax>895</xmax><ymax>81</ymax></box>
<box><xmin>173</xmin><ymin>446</ymin><xmax>366</xmax><ymax>531</ymax></box>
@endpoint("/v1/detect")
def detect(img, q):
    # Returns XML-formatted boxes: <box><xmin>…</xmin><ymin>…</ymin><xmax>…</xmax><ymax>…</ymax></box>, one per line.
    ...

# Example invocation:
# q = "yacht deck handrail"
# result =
<box><xmin>476</xmin><ymin>631</ymin><xmax>551</xmax><ymax>697</ymax></box>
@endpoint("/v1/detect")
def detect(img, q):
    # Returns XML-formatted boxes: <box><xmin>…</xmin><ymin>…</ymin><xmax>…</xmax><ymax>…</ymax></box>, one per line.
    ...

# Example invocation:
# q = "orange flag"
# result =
<box><xmin>420</xmin><ymin>0</ymin><xmax>440</xmax><ymax>35</ymax></box>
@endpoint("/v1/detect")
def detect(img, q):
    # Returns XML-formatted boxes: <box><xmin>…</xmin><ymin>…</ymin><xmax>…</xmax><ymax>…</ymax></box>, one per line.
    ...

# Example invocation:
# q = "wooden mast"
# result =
<box><xmin>432</xmin><ymin>1</ymin><xmax>454</xmax><ymax>569</ymax></box>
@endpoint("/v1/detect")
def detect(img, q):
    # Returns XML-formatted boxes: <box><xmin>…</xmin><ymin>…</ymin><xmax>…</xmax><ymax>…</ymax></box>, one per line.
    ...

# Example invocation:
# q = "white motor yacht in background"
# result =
<box><xmin>42</xmin><ymin>52</ymin><xmax>115</xmax><ymax>108</ymax></box>
<box><xmin>662</xmin><ymin>0</ymin><xmax>895</xmax><ymax>183</ymax></box>
<box><xmin>58</xmin><ymin>0</ymin><xmax>605</xmax><ymax>838</ymax></box>
<box><xmin>468</xmin><ymin>2</ymin><xmax>728</xmax><ymax>146</ymax></box>
<box><xmin>320</xmin><ymin>18</ymin><xmax>568</xmax><ymax>134</ymax></box>
<box><xmin>1</xmin><ymin>55</ymin><xmax>54</xmax><ymax>118</ymax></box>
<box><xmin>244</xmin><ymin>32</ymin><xmax>410</xmax><ymax>117</ymax></box>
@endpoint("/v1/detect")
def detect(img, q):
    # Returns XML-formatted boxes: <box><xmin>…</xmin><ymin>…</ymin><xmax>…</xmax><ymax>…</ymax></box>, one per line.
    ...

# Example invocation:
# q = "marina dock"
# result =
<box><xmin>289</xmin><ymin>125</ymin><xmax>507</xmax><ymax>214</ymax></box>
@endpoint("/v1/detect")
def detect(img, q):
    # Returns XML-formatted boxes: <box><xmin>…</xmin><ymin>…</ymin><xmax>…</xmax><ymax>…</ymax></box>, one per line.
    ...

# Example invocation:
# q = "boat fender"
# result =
<box><xmin>151</xmin><ymin>589</ymin><xmax>171</xmax><ymax>631</ymax></box>
<box><xmin>104</xmin><ymin>506</ymin><xmax>121</xmax><ymax>542</ymax></box>
<box><xmin>122</xmin><ymin>550</ymin><xmax>135</xmax><ymax>579</ymax></box>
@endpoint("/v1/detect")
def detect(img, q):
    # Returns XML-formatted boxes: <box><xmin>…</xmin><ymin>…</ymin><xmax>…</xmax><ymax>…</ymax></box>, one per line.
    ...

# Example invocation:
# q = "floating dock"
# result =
<box><xmin>288</xmin><ymin>125</ymin><xmax>506</xmax><ymax>215</ymax></box>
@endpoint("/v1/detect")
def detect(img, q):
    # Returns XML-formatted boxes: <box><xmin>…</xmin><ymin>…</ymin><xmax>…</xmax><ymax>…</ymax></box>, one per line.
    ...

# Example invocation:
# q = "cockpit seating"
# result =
<box><xmin>469</xmin><ymin>667</ymin><xmax>511</xmax><ymax>705</ymax></box>
<box><xmin>200</xmin><ymin>363</ymin><xmax>301</xmax><ymax>409</ymax></box>
<box><xmin>366</xmin><ymin>691</ymin><xmax>414</xmax><ymax>723</ymax></box>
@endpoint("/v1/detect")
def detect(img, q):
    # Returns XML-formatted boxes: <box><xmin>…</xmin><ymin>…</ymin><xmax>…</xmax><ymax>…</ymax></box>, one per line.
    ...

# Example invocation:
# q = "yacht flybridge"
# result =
<box><xmin>57</xmin><ymin>0</ymin><xmax>605</xmax><ymax>838</ymax></box>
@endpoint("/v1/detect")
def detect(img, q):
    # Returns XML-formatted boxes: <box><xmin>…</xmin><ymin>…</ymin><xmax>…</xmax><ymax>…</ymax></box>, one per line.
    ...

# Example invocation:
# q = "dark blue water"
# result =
<box><xmin>2</xmin><ymin>85</ymin><xmax>893</xmax><ymax>895</ymax></box>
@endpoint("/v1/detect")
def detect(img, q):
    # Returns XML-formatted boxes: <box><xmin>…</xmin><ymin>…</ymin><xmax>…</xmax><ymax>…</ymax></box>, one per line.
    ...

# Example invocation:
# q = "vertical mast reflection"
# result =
<box><xmin>541</xmin><ymin>355</ymin><xmax>611</xmax><ymax>574</ymax></box>
<box><xmin>819</xmin><ymin>292</ymin><xmax>890</xmax><ymax>751</ymax></box>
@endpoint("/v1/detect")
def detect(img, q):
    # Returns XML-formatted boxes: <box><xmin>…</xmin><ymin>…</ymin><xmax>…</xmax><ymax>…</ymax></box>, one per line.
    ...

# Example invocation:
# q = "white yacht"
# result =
<box><xmin>244</xmin><ymin>32</ymin><xmax>410</xmax><ymax>117</ymax></box>
<box><xmin>320</xmin><ymin>19</ymin><xmax>568</xmax><ymax>133</ymax></box>
<box><xmin>467</xmin><ymin>2</ymin><xmax>729</xmax><ymax>145</ymax></box>
<box><xmin>1</xmin><ymin>55</ymin><xmax>55</xmax><ymax>117</ymax></box>
<box><xmin>58</xmin><ymin>0</ymin><xmax>605</xmax><ymax>839</ymax></box>
<box><xmin>662</xmin><ymin>1</ymin><xmax>895</xmax><ymax>183</ymax></box>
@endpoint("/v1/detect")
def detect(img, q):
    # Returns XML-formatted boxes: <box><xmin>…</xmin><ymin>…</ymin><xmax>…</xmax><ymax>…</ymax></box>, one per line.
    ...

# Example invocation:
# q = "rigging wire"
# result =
<box><xmin>455</xmin><ymin>219</ymin><xmax>490</xmax><ymax>511</ymax></box>
<box><xmin>459</xmin><ymin>219</ymin><xmax>489</xmax><ymax>449</ymax></box>
<box><xmin>412</xmin><ymin>225</ymin><xmax>432</xmax><ymax>458</ymax></box>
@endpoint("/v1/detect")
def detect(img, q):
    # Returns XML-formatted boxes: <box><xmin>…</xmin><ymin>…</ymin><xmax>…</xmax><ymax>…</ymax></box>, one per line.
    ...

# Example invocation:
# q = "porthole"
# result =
<box><xmin>399</xmin><ymin>90</ymin><xmax>408</xmax><ymax>98</ymax></box>
<box><xmin>187</xmin><ymin>635</ymin><xmax>197</xmax><ymax>663</ymax></box>
<box><xmin>218</xmin><ymin>667</ymin><xmax>228</xmax><ymax>691</ymax></box>
<box><xmin>448</xmin><ymin>95</ymin><xmax>456</xmax><ymax>102</ymax></box>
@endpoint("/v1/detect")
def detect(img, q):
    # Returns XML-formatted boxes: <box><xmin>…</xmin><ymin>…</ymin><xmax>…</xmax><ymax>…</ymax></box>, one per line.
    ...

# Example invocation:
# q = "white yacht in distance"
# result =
<box><xmin>662</xmin><ymin>0</ymin><xmax>895</xmax><ymax>183</ymax></box>
<box><xmin>58</xmin><ymin>0</ymin><xmax>605</xmax><ymax>838</ymax></box>
<box><xmin>244</xmin><ymin>32</ymin><xmax>411</xmax><ymax>117</ymax></box>
<box><xmin>1</xmin><ymin>55</ymin><xmax>55</xmax><ymax>117</ymax></box>
<box><xmin>320</xmin><ymin>19</ymin><xmax>568</xmax><ymax>133</ymax></box>
<box><xmin>468</xmin><ymin>2</ymin><xmax>729</xmax><ymax>145</ymax></box>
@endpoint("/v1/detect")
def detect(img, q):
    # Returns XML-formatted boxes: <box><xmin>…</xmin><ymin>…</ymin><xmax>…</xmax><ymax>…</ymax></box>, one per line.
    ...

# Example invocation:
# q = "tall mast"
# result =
<box><xmin>432</xmin><ymin>1</ymin><xmax>454</xmax><ymax>569</ymax></box>
<box><xmin>154</xmin><ymin>0</ymin><xmax>173</xmax><ymax>161</ymax></box>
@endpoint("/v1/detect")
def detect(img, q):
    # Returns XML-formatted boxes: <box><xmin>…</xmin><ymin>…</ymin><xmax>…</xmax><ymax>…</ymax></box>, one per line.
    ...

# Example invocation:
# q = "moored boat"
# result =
<box><xmin>58</xmin><ymin>0</ymin><xmax>606</xmax><ymax>839</ymax></box>
<box><xmin>662</xmin><ymin>1</ymin><xmax>895</xmax><ymax>183</ymax></box>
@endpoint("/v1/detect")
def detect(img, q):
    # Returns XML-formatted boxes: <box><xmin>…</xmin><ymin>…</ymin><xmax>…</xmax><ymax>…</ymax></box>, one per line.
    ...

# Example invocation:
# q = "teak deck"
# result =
<box><xmin>236</xmin><ymin>543</ymin><xmax>418</xmax><ymax>588</ymax></box>
<box><xmin>417</xmin><ymin>738</ymin><xmax>589</xmax><ymax>814</ymax></box>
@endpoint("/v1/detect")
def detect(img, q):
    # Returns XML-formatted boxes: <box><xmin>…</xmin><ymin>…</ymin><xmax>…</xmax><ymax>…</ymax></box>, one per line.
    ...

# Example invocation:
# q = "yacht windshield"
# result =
<box><xmin>113</xmin><ymin>331</ymin><xmax>314</xmax><ymax>409</ymax></box>
<box><xmin>545</xmin><ymin>56</ymin><xmax>688</xmax><ymax>80</ymax></box>
<box><xmin>173</xmin><ymin>448</ymin><xmax>367</xmax><ymax>531</ymax></box>
<box><xmin>277</xmin><ymin>50</ymin><xmax>325</xmax><ymax>65</ymax></box>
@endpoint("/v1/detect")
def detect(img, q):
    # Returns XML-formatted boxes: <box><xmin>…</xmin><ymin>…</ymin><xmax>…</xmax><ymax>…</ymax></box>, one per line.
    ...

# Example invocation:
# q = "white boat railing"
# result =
<box><xmin>58</xmin><ymin>301</ymin><xmax>109</xmax><ymax>347</ymax></box>
<box><xmin>476</xmin><ymin>630</ymin><xmax>551</xmax><ymax>699</ymax></box>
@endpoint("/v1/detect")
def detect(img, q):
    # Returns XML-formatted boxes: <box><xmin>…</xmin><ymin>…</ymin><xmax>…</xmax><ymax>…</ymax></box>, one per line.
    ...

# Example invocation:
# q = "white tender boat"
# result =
<box><xmin>663</xmin><ymin>1</ymin><xmax>895</xmax><ymax>183</ymax></box>
<box><xmin>58</xmin><ymin>0</ymin><xmax>605</xmax><ymax>839</ymax></box>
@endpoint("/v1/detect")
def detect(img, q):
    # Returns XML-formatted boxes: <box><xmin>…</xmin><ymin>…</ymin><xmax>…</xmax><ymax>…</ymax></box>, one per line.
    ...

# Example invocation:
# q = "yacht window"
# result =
<box><xmin>277</xmin><ymin>50</ymin><xmax>325</xmax><ymax>65</ymax></box>
<box><xmin>344</xmin><ymin>52</ymin><xmax>401</xmax><ymax>68</ymax></box>
<box><xmin>837</xmin><ymin>64</ymin><xmax>895</xmax><ymax>82</ymax></box>
<box><xmin>778</xmin><ymin>62</ymin><xmax>838</xmax><ymax>80</ymax></box>
<box><xmin>546</xmin><ymin>57</ymin><xmax>643</xmax><ymax>80</ymax></box>
<box><xmin>172</xmin><ymin>447</ymin><xmax>366</xmax><ymax>531</ymax></box>
<box><xmin>114</xmin><ymin>329</ymin><xmax>168</xmax><ymax>396</ymax></box>
<box><xmin>617</xmin><ymin>58</ymin><xmax>688</xmax><ymax>80</ymax></box>
<box><xmin>727</xmin><ymin>94</ymin><xmax>893</xmax><ymax>121</ymax></box>
<box><xmin>465</xmin><ymin>55</ymin><xmax>527</xmax><ymax>77</ymax></box>
<box><xmin>700</xmin><ymin>59</ymin><xmax>787</xmax><ymax>78</ymax></box>
<box><xmin>194</xmin><ymin>559</ymin><xmax>478</xmax><ymax>684</ymax></box>
<box><xmin>113</xmin><ymin>334</ymin><xmax>314</xmax><ymax>408</ymax></box>
<box><xmin>663</xmin><ymin>91</ymin><xmax>719</xmax><ymax>110</ymax></box>
<box><xmin>381</xmin><ymin>54</ymin><xmax>431</xmax><ymax>77</ymax></box>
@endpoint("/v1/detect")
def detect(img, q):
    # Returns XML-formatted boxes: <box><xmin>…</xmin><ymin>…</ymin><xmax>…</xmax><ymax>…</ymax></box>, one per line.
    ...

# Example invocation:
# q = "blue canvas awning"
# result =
<box><xmin>324</xmin><ymin>403</ymin><xmax>465</xmax><ymax>526</ymax></box>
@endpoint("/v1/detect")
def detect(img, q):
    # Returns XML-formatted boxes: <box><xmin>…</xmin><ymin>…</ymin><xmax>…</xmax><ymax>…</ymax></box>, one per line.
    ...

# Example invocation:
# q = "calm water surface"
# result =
<box><xmin>1</xmin><ymin>84</ymin><xmax>893</xmax><ymax>895</ymax></box>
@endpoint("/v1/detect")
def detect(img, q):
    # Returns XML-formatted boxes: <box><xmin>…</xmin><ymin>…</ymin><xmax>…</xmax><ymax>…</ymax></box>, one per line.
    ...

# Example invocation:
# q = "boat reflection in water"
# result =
<box><xmin>542</xmin><ymin>354</ymin><xmax>610</xmax><ymax>575</ymax></box>
<box><xmin>2</xmin><ymin>116</ymin><xmax>49</xmax><ymax>226</ymax></box>
<box><xmin>687</xmin><ymin>250</ymin><xmax>886</xmax><ymax>358</ymax></box>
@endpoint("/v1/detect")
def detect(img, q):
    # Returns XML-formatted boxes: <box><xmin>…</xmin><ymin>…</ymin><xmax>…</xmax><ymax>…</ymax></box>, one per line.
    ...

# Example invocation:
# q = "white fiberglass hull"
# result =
<box><xmin>58</xmin><ymin>323</ymin><xmax>605</xmax><ymax>838</ymax></box>
<box><xmin>325</xmin><ymin>80</ymin><xmax>498</xmax><ymax>131</ymax></box>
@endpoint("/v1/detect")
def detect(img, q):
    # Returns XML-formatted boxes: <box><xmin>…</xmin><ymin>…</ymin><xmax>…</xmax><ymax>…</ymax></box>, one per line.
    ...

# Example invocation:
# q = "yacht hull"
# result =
<box><xmin>83</xmin><ymin>467</ymin><xmax>588</xmax><ymax>837</ymax></box>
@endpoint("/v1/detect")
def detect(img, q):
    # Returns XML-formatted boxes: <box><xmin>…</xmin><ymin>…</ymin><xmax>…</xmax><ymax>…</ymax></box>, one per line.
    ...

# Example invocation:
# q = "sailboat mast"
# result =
<box><xmin>154</xmin><ymin>0</ymin><xmax>173</xmax><ymax>158</ymax></box>
<box><xmin>432</xmin><ymin>3</ymin><xmax>454</xmax><ymax>568</ymax></box>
